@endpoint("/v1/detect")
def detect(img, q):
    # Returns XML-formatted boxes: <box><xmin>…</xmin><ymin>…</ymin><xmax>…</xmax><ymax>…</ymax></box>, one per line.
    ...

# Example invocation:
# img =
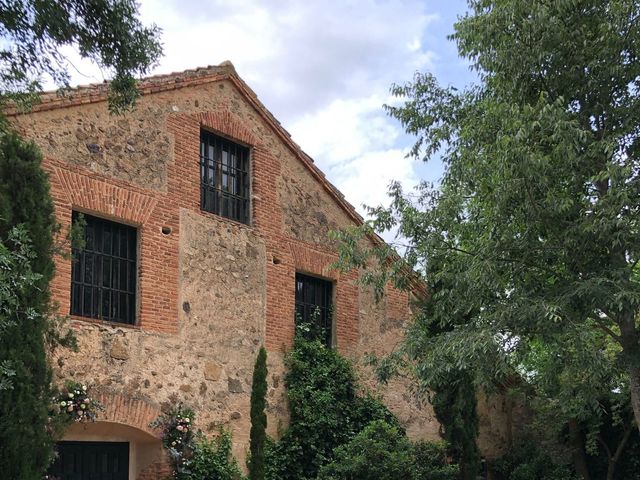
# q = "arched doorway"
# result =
<box><xmin>48</xmin><ymin>421</ymin><xmax>165</xmax><ymax>480</ymax></box>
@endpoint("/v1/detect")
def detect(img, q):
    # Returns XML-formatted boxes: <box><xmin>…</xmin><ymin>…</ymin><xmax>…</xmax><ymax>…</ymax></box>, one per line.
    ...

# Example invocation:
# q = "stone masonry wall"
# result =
<box><xmin>9</xmin><ymin>68</ymin><xmax>437</xmax><ymax>474</ymax></box>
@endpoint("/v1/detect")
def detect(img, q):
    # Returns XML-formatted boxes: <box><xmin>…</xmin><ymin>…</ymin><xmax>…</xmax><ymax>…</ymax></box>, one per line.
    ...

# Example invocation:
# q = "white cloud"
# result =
<box><xmin>288</xmin><ymin>94</ymin><xmax>418</xmax><ymax>222</ymax></box>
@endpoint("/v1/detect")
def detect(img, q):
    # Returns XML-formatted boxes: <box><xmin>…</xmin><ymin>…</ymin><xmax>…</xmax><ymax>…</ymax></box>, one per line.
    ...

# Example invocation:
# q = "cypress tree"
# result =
<box><xmin>431</xmin><ymin>373</ymin><xmax>480</xmax><ymax>480</ymax></box>
<box><xmin>0</xmin><ymin>124</ymin><xmax>57</xmax><ymax>478</ymax></box>
<box><xmin>249</xmin><ymin>347</ymin><xmax>268</xmax><ymax>480</ymax></box>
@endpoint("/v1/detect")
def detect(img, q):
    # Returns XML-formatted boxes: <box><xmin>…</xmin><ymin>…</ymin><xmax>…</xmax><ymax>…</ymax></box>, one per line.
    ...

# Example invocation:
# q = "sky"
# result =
<box><xmin>61</xmin><ymin>0</ymin><xmax>476</xmax><ymax>229</ymax></box>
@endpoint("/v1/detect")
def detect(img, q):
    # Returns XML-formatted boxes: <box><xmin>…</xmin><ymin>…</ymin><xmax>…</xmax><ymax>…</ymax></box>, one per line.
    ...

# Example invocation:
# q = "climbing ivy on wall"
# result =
<box><xmin>265</xmin><ymin>328</ymin><xmax>401</xmax><ymax>480</ymax></box>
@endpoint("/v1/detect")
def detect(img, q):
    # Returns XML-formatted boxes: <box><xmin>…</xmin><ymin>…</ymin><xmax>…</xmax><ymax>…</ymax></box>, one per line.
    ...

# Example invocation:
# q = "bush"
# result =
<box><xmin>182</xmin><ymin>430</ymin><xmax>243</xmax><ymax>480</ymax></box>
<box><xmin>151</xmin><ymin>405</ymin><xmax>243</xmax><ymax>480</ymax></box>
<box><xmin>491</xmin><ymin>439</ymin><xmax>578</xmax><ymax>480</ymax></box>
<box><xmin>317</xmin><ymin>420</ymin><xmax>458</xmax><ymax>480</ymax></box>
<box><xmin>265</xmin><ymin>333</ymin><xmax>400</xmax><ymax>480</ymax></box>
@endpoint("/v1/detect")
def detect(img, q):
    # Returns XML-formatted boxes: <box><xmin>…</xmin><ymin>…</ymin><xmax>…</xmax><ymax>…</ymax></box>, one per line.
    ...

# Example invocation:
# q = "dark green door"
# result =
<box><xmin>48</xmin><ymin>441</ymin><xmax>129</xmax><ymax>480</ymax></box>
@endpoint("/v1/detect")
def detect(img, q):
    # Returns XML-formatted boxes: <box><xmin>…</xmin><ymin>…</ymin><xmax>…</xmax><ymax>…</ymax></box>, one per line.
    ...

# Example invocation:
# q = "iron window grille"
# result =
<box><xmin>295</xmin><ymin>273</ymin><xmax>333</xmax><ymax>346</ymax></box>
<box><xmin>200</xmin><ymin>130</ymin><xmax>250</xmax><ymax>224</ymax></box>
<box><xmin>71</xmin><ymin>212</ymin><xmax>137</xmax><ymax>325</ymax></box>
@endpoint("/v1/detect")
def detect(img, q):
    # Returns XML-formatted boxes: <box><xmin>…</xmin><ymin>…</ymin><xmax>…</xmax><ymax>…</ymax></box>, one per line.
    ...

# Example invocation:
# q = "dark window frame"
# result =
<box><xmin>200</xmin><ymin>130</ymin><xmax>251</xmax><ymax>224</ymax></box>
<box><xmin>295</xmin><ymin>273</ymin><xmax>333</xmax><ymax>346</ymax></box>
<box><xmin>70</xmin><ymin>212</ymin><xmax>137</xmax><ymax>325</ymax></box>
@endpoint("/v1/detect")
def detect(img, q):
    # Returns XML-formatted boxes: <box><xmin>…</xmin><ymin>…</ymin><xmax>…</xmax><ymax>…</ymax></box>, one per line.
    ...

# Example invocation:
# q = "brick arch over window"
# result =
<box><xmin>93</xmin><ymin>391</ymin><xmax>163</xmax><ymax>439</ymax></box>
<box><xmin>289</xmin><ymin>242</ymin><xmax>338</xmax><ymax>281</ymax></box>
<box><xmin>197</xmin><ymin>110</ymin><xmax>259</xmax><ymax>146</ymax></box>
<box><xmin>52</xmin><ymin>165</ymin><xmax>158</xmax><ymax>225</ymax></box>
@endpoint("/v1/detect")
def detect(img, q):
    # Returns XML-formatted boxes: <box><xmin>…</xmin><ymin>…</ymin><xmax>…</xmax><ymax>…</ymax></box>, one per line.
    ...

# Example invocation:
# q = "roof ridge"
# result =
<box><xmin>4</xmin><ymin>62</ymin><xmax>236</xmax><ymax>115</ymax></box>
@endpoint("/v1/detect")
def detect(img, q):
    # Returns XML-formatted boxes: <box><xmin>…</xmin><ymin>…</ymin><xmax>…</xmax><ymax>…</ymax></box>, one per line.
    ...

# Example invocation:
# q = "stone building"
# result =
<box><xmin>7</xmin><ymin>63</ymin><xmax>441</xmax><ymax>479</ymax></box>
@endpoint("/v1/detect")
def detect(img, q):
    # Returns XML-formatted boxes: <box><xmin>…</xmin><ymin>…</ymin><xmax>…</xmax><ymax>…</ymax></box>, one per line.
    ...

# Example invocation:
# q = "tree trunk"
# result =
<box><xmin>601</xmin><ymin>421</ymin><xmax>633</xmax><ymax>480</ymax></box>
<box><xmin>568</xmin><ymin>419</ymin><xmax>591</xmax><ymax>480</ymax></box>
<box><xmin>606</xmin><ymin>459</ymin><xmax>617</xmax><ymax>480</ymax></box>
<box><xmin>628</xmin><ymin>365</ymin><xmax>640</xmax><ymax>433</ymax></box>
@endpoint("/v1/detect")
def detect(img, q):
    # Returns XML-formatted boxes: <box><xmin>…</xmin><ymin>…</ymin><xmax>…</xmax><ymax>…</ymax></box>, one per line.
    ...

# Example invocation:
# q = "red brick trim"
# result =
<box><xmin>137</xmin><ymin>458</ymin><xmax>172</xmax><ymax>480</ymax></box>
<box><xmin>53</xmin><ymin>166</ymin><xmax>158</xmax><ymax>225</ymax></box>
<box><xmin>198</xmin><ymin>110</ymin><xmax>259</xmax><ymax>146</ymax></box>
<box><xmin>93</xmin><ymin>391</ymin><xmax>163</xmax><ymax>439</ymax></box>
<box><xmin>46</xmin><ymin>159</ymin><xmax>179</xmax><ymax>334</ymax></box>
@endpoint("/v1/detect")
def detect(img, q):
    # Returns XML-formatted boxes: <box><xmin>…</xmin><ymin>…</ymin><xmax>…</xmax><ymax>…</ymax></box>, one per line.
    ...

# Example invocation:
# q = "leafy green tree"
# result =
<box><xmin>0</xmin><ymin>0</ymin><xmax>162</xmax><ymax>112</ymax></box>
<box><xmin>249</xmin><ymin>347</ymin><xmax>268</xmax><ymax>480</ymax></box>
<box><xmin>0</xmin><ymin>129</ymin><xmax>58</xmax><ymax>478</ymax></box>
<box><xmin>491</xmin><ymin>437</ymin><xmax>578</xmax><ymax>480</ymax></box>
<box><xmin>430</xmin><ymin>371</ymin><xmax>480</xmax><ymax>479</ymax></box>
<box><xmin>334</xmin><ymin>0</ymin><xmax>640</xmax><ymax>472</ymax></box>
<box><xmin>182</xmin><ymin>430</ymin><xmax>243</xmax><ymax>480</ymax></box>
<box><xmin>0</xmin><ymin>226</ymin><xmax>43</xmax><ymax>391</ymax></box>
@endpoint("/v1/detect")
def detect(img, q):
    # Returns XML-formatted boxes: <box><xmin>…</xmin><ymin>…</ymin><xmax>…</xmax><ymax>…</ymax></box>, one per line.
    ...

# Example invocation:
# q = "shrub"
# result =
<box><xmin>265</xmin><ymin>333</ymin><xmax>400</xmax><ymax>480</ymax></box>
<box><xmin>0</xmin><ymin>129</ymin><xmax>57</xmax><ymax>478</ymax></box>
<box><xmin>182</xmin><ymin>430</ymin><xmax>243</xmax><ymax>480</ymax></box>
<box><xmin>151</xmin><ymin>405</ymin><xmax>243</xmax><ymax>480</ymax></box>
<box><xmin>317</xmin><ymin>420</ymin><xmax>458</xmax><ymax>480</ymax></box>
<box><xmin>491</xmin><ymin>439</ymin><xmax>578</xmax><ymax>480</ymax></box>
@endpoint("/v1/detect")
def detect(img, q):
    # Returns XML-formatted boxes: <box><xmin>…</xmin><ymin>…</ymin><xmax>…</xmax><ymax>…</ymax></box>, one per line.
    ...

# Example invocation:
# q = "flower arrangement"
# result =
<box><xmin>51</xmin><ymin>381</ymin><xmax>104</xmax><ymax>423</ymax></box>
<box><xmin>150</xmin><ymin>404</ymin><xmax>196</xmax><ymax>477</ymax></box>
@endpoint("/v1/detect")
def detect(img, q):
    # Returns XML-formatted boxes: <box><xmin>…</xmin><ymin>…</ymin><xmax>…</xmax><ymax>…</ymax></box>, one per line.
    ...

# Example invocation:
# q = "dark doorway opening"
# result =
<box><xmin>48</xmin><ymin>441</ymin><xmax>129</xmax><ymax>480</ymax></box>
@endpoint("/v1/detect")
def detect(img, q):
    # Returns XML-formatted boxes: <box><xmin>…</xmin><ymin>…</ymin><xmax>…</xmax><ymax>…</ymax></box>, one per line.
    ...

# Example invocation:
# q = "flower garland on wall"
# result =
<box><xmin>150</xmin><ymin>404</ymin><xmax>196</xmax><ymax>477</ymax></box>
<box><xmin>50</xmin><ymin>381</ymin><xmax>104</xmax><ymax>424</ymax></box>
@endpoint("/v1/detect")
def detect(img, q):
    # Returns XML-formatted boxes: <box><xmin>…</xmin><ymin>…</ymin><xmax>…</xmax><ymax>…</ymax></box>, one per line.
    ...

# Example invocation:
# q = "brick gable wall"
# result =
<box><xmin>9</xmin><ymin>76</ymin><xmax>437</xmax><ymax>476</ymax></box>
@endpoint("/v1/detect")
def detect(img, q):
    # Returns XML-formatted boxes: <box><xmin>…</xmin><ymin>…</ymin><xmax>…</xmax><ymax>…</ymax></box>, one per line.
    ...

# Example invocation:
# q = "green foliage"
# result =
<box><xmin>181</xmin><ymin>430</ymin><xmax>244</xmax><ymax>480</ymax></box>
<box><xmin>249</xmin><ymin>347</ymin><xmax>268</xmax><ymax>480</ymax></box>
<box><xmin>266</xmin><ymin>331</ymin><xmax>400</xmax><ymax>480</ymax></box>
<box><xmin>582</xmin><ymin>393</ymin><xmax>640</xmax><ymax>480</ymax></box>
<box><xmin>0</xmin><ymin>226</ymin><xmax>42</xmax><ymax>390</ymax></box>
<box><xmin>0</xmin><ymin>127</ymin><xmax>57</xmax><ymax>478</ymax></box>
<box><xmin>491</xmin><ymin>439</ymin><xmax>578</xmax><ymax>480</ymax></box>
<box><xmin>430</xmin><ymin>372</ymin><xmax>480</xmax><ymax>479</ymax></box>
<box><xmin>0</xmin><ymin>0</ymin><xmax>162</xmax><ymax>112</ymax></box>
<box><xmin>334</xmin><ymin>0</ymin><xmax>640</xmax><ymax>470</ymax></box>
<box><xmin>317</xmin><ymin>420</ymin><xmax>458</xmax><ymax>480</ymax></box>
<box><xmin>151</xmin><ymin>405</ymin><xmax>243</xmax><ymax>480</ymax></box>
<box><xmin>0</xmin><ymin>125</ymin><xmax>56</xmax><ymax>296</ymax></box>
<box><xmin>150</xmin><ymin>405</ymin><xmax>196</xmax><ymax>476</ymax></box>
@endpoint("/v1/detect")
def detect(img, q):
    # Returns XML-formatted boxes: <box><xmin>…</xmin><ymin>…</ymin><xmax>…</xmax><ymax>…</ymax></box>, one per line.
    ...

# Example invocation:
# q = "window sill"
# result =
<box><xmin>69</xmin><ymin>315</ymin><xmax>141</xmax><ymax>331</ymax></box>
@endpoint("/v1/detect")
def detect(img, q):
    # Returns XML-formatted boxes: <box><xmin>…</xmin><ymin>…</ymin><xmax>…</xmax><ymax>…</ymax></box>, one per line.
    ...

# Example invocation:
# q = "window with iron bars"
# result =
<box><xmin>200</xmin><ymin>130</ymin><xmax>250</xmax><ymax>224</ymax></box>
<box><xmin>70</xmin><ymin>212</ymin><xmax>137</xmax><ymax>325</ymax></box>
<box><xmin>295</xmin><ymin>273</ymin><xmax>333</xmax><ymax>346</ymax></box>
